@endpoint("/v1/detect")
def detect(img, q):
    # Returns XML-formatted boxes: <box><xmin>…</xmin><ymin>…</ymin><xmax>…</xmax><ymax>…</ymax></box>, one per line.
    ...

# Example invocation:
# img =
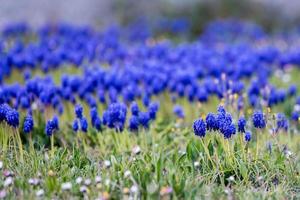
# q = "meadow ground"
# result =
<box><xmin>0</xmin><ymin>68</ymin><xmax>300</xmax><ymax>200</ymax></box>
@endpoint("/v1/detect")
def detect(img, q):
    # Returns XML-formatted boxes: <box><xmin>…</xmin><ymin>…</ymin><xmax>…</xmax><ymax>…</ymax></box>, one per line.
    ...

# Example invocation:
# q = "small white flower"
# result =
<box><xmin>0</xmin><ymin>161</ymin><xmax>3</xmax><ymax>170</ymax></box>
<box><xmin>84</xmin><ymin>179</ymin><xmax>91</xmax><ymax>186</ymax></box>
<box><xmin>36</xmin><ymin>189</ymin><xmax>44</xmax><ymax>197</ymax></box>
<box><xmin>28</xmin><ymin>178</ymin><xmax>40</xmax><ymax>186</ymax></box>
<box><xmin>227</xmin><ymin>176</ymin><xmax>235</xmax><ymax>182</ymax></box>
<box><xmin>124</xmin><ymin>170</ymin><xmax>131</xmax><ymax>178</ymax></box>
<box><xmin>285</xmin><ymin>150</ymin><xmax>293</xmax><ymax>158</ymax></box>
<box><xmin>4</xmin><ymin>177</ymin><xmax>13</xmax><ymax>187</ymax></box>
<box><xmin>224</xmin><ymin>189</ymin><xmax>230</xmax><ymax>194</ymax></box>
<box><xmin>105</xmin><ymin>179</ymin><xmax>110</xmax><ymax>186</ymax></box>
<box><xmin>76</xmin><ymin>177</ymin><xmax>83</xmax><ymax>184</ymax></box>
<box><xmin>282</xmin><ymin>74</ymin><xmax>291</xmax><ymax>83</ymax></box>
<box><xmin>80</xmin><ymin>185</ymin><xmax>88</xmax><ymax>193</ymax></box>
<box><xmin>193</xmin><ymin>162</ymin><xmax>200</xmax><ymax>167</ymax></box>
<box><xmin>31</xmin><ymin>102</ymin><xmax>38</xmax><ymax>110</ymax></box>
<box><xmin>95</xmin><ymin>176</ymin><xmax>102</xmax><ymax>184</ymax></box>
<box><xmin>132</xmin><ymin>146</ymin><xmax>141</xmax><ymax>155</ymax></box>
<box><xmin>294</xmin><ymin>105</ymin><xmax>300</xmax><ymax>112</ymax></box>
<box><xmin>130</xmin><ymin>185</ymin><xmax>138</xmax><ymax>193</ymax></box>
<box><xmin>61</xmin><ymin>182</ymin><xmax>72</xmax><ymax>191</ymax></box>
<box><xmin>257</xmin><ymin>176</ymin><xmax>263</xmax><ymax>181</ymax></box>
<box><xmin>104</xmin><ymin>160</ymin><xmax>111</xmax><ymax>168</ymax></box>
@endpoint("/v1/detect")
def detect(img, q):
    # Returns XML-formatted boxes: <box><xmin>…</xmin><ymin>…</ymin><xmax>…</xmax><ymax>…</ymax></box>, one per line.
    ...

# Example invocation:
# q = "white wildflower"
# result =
<box><xmin>132</xmin><ymin>146</ymin><xmax>141</xmax><ymax>155</ymax></box>
<box><xmin>76</xmin><ymin>177</ymin><xmax>83</xmax><ymax>184</ymax></box>
<box><xmin>130</xmin><ymin>185</ymin><xmax>139</xmax><ymax>193</ymax></box>
<box><xmin>36</xmin><ymin>189</ymin><xmax>44</xmax><ymax>197</ymax></box>
<box><xmin>3</xmin><ymin>177</ymin><xmax>13</xmax><ymax>187</ymax></box>
<box><xmin>95</xmin><ymin>176</ymin><xmax>102</xmax><ymax>184</ymax></box>
<box><xmin>84</xmin><ymin>179</ymin><xmax>91</xmax><ymax>186</ymax></box>
<box><xmin>104</xmin><ymin>160</ymin><xmax>111</xmax><ymax>168</ymax></box>
<box><xmin>124</xmin><ymin>170</ymin><xmax>131</xmax><ymax>178</ymax></box>
<box><xmin>61</xmin><ymin>182</ymin><xmax>72</xmax><ymax>191</ymax></box>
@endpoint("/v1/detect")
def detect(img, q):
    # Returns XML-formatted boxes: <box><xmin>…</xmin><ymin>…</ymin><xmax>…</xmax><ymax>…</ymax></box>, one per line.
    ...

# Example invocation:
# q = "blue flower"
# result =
<box><xmin>276</xmin><ymin>113</ymin><xmax>288</xmax><ymax>132</ymax></box>
<box><xmin>129</xmin><ymin>115</ymin><xmax>139</xmax><ymax>131</ymax></box>
<box><xmin>138</xmin><ymin>112</ymin><xmax>150</xmax><ymax>128</ymax></box>
<box><xmin>252</xmin><ymin>111</ymin><xmax>266</xmax><ymax>129</ymax></box>
<box><xmin>288</xmin><ymin>84</ymin><xmax>297</xmax><ymax>96</ymax></box>
<box><xmin>130</xmin><ymin>101</ymin><xmax>139</xmax><ymax>116</ymax></box>
<box><xmin>0</xmin><ymin>104</ymin><xmax>10</xmax><ymax>121</ymax></box>
<box><xmin>5</xmin><ymin>108</ymin><xmax>19</xmax><ymax>128</ymax></box>
<box><xmin>80</xmin><ymin>117</ymin><xmax>88</xmax><ymax>132</ymax></box>
<box><xmin>173</xmin><ymin>105</ymin><xmax>184</xmax><ymax>118</ymax></box>
<box><xmin>45</xmin><ymin>116</ymin><xmax>59</xmax><ymax>136</ymax></box>
<box><xmin>104</xmin><ymin>103</ymin><xmax>127</xmax><ymax>131</ymax></box>
<box><xmin>75</xmin><ymin>104</ymin><xmax>83</xmax><ymax>119</ymax></box>
<box><xmin>193</xmin><ymin>119</ymin><xmax>206</xmax><ymax>137</ymax></box>
<box><xmin>205</xmin><ymin>113</ymin><xmax>218</xmax><ymax>131</ymax></box>
<box><xmin>245</xmin><ymin>131</ymin><xmax>252</xmax><ymax>142</ymax></box>
<box><xmin>238</xmin><ymin>117</ymin><xmax>246</xmax><ymax>133</ymax></box>
<box><xmin>93</xmin><ymin>117</ymin><xmax>102</xmax><ymax>131</ymax></box>
<box><xmin>223</xmin><ymin>123</ymin><xmax>236</xmax><ymax>139</ymax></box>
<box><xmin>72</xmin><ymin>119</ymin><xmax>79</xmax><ymax>132</ymax></box>
<box><xmin>23</xmin><ymin>114</ymin><xmax>34</xmax><ymax>133</ymax></box>
<box><xmin>148</xmin><ymin>102</ymin><xmax>159</xmax><ymax>120</ymax></box>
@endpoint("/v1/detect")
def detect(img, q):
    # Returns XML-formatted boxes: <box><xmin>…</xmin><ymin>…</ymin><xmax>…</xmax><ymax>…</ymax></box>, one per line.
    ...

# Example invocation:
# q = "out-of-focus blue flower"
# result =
<box><xmin>193</xmin><ymin>119</ymin><xmax>206</xmax><ymax>137</ymax></box>
<box><xmin>45</xmin><ymin>116</ymin><xmax>59</xmax><ymax>136</ymax></box>
<box><xmin>173</xmin><ymin>105</ymin><xmax>184</xmax><ymax>119</ymax></box>
<box><xmin>72</xmin><ymin>119</ymin><xmax>79</xmax><ymax>132</ymax></box>
<box><xmin>129</xmin><ymin>115</ymin><xmax>139</xmax><ymax>131</ymax></box>
<box><xmin>130</xmin><ymin>101</ymin><xmax>139</xmax><ymax>116</ymax></box>
<box><xmin>245</xmin><ymin>131</ymin><xmax>251</xmax><ymax>142</ymax></box>
<box><xmin>75</xmin><ymin>104</ymin><xmax>83</xmax><ymax>119</ymax></box>
<box><xmin>138</xmin><ymin>112</ymin><xmax>150</xmax><ymax>128</ymax></box>
<box><xmin>80</xmin><ymin>117</ymin><xmax>88</xmax><ymax>132</ymax></box>
<box><xmin>23</xmin><ymin>114</ymin><xmax>34</xmax><ymax>133</ymax></box>
<box><xmin>288</xmin><ymin>84</ymin><xmax>297</xmax><ymax>96</ymax></box>
<box><xmin>238</xmin><ymin>117</ymin><xmax>246</xmax><ymax>133</ymax></box>
<box><xmin>276</xmin><ymin>113</ymin><xmax>288</xmax><ymax>132</ymax></box>
<box><xmin>148</xmin><ymin>102</ymin><xmax>159</xmax><ymax>120</ymax></box>
<box><xmin>252</xmin><ymin>111</ymin><xmax>266</xmax><ymax>129</ymax></box>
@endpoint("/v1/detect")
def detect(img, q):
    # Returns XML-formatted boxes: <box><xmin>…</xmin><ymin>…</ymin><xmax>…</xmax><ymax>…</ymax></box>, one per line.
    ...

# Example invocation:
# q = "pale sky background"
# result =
<box><xmin>0</xmin><ymin>0</ymin><xmax>299</xmax><ymax>27</ymax></box>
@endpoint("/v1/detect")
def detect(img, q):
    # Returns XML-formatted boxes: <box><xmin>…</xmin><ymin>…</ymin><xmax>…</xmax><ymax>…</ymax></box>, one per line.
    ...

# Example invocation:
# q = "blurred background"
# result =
<box><xmin>0</xmin><ymin>0</ymin><xmax>299</xmax><ymax>33</ymax></box>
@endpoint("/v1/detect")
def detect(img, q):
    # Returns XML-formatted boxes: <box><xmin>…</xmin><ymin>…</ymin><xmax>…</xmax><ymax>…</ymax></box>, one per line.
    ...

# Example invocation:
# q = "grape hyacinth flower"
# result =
<box><xmin>5</xmin><ymin>108</ymin><xmax>19</xmax><ymax>128</ymax></box>
<box><xmin>45</xmin><ymin>116</ymin><xmax>59</xmax><ymax>136</ymax></box>
<box><xmin>0</xmin><ymin>104</ymin><xmax>10</xmax><ymax>122</ymax></box>
<box><xmin>238</xmin><ymin>117</ymin><xmax>246</xmax><ymax>133</ymax></box>
<box><xmin>75</xmin><ymin>104</ymin><xmax>83</xmax><ymax>119</ymax></box>
<box><xmin>205</xmin><ymin>113</ymin><xmax>218</xmax><ymax>131</ymax></box>
<box><xmin>245</xmin><ymin>131</ymin><xmax>252</xmax><ymax>142</ymax></box>
<box><xmin>193</xmin><ymin>119</ymin><xmax>206</xmax><ymax>137</ymax></box>
<box><xmin>276</xmin><ymin>113</ymin><xmax>288</xmax><ymax>132</ymax></box>
<box><xmin>148</xmin><ymin>102</ymin><xmax>159</xmax><ymax>120</ymax></box>
<box><xmin>130</xmin><ymin>102</ymin><xmax>139</xmax><ymax>116</ymax></box>
<box><xmin>23</xmin><ymin>114</ymin><xmax>34</xmax><ymax>133</ymax></box>
<box><xmin>72</xmin><ymin>119</ymin><xmax>79</xmax><ymax>132</ymax></box>
<box><xmin>173</xmin><ymin>105</ymin><xmax>184</xmax><ymax>119</ymax></box>
<box><xmin>80</xmin><ymin>117</ymin><xmax>88</xmax><ymax>133</ymax></box>
<box><xmin>138</xmin><ymin>112</ymin><xmax>150</xmax><ymax>129</ymax></box>
<box><xmin>252</xmin><ymin>111</ymin><xmax>266</xmax><ymax>129</ymax></box>
<box><xmin>129</xmin><ymin>115</ymin><xmax>139</xmax><ymax>131</ymax></box>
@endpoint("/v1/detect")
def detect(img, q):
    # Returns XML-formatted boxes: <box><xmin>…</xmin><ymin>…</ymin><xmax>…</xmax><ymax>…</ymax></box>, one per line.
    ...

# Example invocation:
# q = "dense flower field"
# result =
<box><xmin>0</xmin><ymin>19</ymin><xmax>300</xmax><ymax>199</ymax></box>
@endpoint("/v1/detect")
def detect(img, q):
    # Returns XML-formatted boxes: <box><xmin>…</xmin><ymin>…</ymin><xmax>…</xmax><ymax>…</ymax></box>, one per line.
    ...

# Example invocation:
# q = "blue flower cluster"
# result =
<box><xmin>194</xmin><ymin>106</ymin><xmax>252</xmax><ymax>141</ymax></box>
<box><xmin>0</xmin><ymin>19</ymin><xmax>298</xmax><ymax>142</ymax></box>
